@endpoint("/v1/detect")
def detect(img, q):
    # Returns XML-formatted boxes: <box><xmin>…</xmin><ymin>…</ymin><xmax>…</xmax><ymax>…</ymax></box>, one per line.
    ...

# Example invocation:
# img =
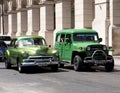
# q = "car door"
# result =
<box><xmin>9</xmin><ymin>39</ymin><xmax>18</xmax><ymax>64</ymax></box>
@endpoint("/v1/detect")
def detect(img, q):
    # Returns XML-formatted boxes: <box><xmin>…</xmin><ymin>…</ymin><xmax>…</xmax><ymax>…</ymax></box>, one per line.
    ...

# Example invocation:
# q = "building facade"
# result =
<box><xmin>0</xmin><ymin>0</ymin><xmax>120</xmax><ymax>55</ymax></box>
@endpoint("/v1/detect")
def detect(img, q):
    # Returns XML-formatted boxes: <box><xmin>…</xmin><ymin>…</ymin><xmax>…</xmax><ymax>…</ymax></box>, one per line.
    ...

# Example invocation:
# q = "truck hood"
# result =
<box><xmin>73</xmin><ymin>42</ymin><xmax>104</xmax><ymax>51</ymax></box>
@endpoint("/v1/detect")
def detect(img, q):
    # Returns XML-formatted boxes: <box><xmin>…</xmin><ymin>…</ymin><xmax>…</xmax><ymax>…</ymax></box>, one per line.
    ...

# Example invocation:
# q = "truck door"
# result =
<box><xmin>63</xmin><ymin>34</ymin><xmax>72</xmax><ymax>61</ymax></box>
<box><xmin>55</xmin><ymin>34</ymin><xmax>65</xmax><ymax>61</ymax></box>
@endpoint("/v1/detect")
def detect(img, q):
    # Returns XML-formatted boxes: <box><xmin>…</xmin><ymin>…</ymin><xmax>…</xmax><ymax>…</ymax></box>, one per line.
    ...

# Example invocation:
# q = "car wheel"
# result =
<box><xmin>51</xmin><ymin>65</ymin><xmax>58</xmax><ymax>71</ymax></box>
<box><xmin>73</xmin><ymin>55</ymin><xmax>83</xmax><ymax>71</ymax></box>
<box><xmin>59</xmin><ymin>63</ymin><xmax>64</xmax><ymax>68</ymax></box>
<box><xmin>18</xmin><ymin>62</ymin><xmax>24</xmax><ymax>73</ymax></box>
<box><xmin>5</xmin><ymin>58</ymin><xmax>11</xmax><ymax>69</ymax></box>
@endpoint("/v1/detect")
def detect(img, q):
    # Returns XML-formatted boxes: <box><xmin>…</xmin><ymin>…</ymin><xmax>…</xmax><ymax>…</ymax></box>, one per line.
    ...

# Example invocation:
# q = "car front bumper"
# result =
<box><xmin>21</xmin><ymin>56</ymin><xmax>58</xmax><ymax>67</ymax></box>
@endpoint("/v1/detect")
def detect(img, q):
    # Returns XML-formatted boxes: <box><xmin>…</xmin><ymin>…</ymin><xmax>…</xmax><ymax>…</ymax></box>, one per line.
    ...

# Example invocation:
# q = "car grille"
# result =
<box><xmin>25</xmin><ymin>56</ymin><xmax>54</xmax><ymax>62</ymax></box>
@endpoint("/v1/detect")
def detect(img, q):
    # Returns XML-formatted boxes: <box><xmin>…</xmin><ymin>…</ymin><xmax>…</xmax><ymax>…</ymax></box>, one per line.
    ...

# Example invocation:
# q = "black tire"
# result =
<box><xmin>18</xmin><ymin>62</ymin><xmax>24</xmax><ymax>73</ymax></box>
<box><xmin>73</xmin><ymin>55</ymin><xmax>83</xmax><ymax>71</ymax></box>
<box><xmin>105</xmin><ymin>62</ymin><xmax>114</xmax><ymax>72</ymax></box>
<box><xmin>5</xmin><ymin>58</ymin><xmax>11</xmax><ymax>69</ymax></box>
<box><xmin>51</xmin><ymin>65</ymin><xmax>58</xmax><ymax>71</ymax></box>
<box><xmin>105</xmin><ymin>56</ymin><xmax>114</xmax><ymax>72</ymax></box>
<box><xmin>59</xmin><ymin>63</ymin><xmax>64</xmax><ymax>68</ymax></box>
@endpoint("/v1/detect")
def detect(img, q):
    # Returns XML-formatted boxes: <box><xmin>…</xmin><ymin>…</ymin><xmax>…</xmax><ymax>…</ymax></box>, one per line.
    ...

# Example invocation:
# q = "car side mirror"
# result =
<box><xmin>98</xmin><ymin>38</ymin><xmax>102</xmax><ymax>42</ymax></box>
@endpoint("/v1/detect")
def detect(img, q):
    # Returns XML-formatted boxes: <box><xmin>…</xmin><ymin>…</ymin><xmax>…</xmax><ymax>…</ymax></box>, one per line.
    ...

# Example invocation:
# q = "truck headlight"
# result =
<box><xmin>87</xmin><ymin>46</ymin><xmax>91</xmax><ymax>51</ymax></box>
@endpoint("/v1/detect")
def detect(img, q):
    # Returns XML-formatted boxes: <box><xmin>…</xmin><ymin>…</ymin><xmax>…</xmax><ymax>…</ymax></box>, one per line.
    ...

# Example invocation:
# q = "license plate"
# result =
<box><xmin>35</xmin><ymin>62</ymin><xmax>48</xmax><ymax>66</ymax></box>
<box><xmin>95</xmin><ymin>60</ymin><xmax>104</xmax><ymax>64</ymax></box>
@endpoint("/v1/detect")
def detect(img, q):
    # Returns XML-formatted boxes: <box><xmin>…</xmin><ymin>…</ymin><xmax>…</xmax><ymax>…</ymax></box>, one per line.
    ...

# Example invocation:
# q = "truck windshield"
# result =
<box><xmin>73</xmin><ymin>33</ymin><xmax>98</xmax><ymax>42</ymax></box>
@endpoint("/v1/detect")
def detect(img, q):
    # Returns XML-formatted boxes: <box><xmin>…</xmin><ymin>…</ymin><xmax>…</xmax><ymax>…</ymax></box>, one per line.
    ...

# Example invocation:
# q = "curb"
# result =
<box><xmin>113</xmin><ymin>56</ymin><xmax>120</xmax><ymax>66</ymax></box>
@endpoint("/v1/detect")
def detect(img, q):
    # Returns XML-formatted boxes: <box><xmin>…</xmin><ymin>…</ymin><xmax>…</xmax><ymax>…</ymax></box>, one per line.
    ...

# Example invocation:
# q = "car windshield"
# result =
<box><xmin>73</xmin><ymin>33</ymin><xmax>98</xmax><ymax>42</ymax></box>
<box><xmin>18</xmin><ymin>38</ymin><xmax>46</xmax><ymax>47</ymax></box>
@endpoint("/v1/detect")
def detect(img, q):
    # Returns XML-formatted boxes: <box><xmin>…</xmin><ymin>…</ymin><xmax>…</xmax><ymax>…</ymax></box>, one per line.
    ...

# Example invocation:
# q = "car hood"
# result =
<box><xmin>18</xmin><ymin>45</ymin><xmax>55</xmax><ymax>56</ymax></box>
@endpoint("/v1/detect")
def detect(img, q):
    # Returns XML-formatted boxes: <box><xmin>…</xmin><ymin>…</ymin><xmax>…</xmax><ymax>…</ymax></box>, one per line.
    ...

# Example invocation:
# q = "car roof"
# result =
<box><xmin>13</xmin><ymin>35</ymin><xmax>44</xmax><ymax>40</ymax></box>
<box><xmin>56</xmin><ymin>29</ymin><xmax>97</xmax><ymax>34</ymax></box>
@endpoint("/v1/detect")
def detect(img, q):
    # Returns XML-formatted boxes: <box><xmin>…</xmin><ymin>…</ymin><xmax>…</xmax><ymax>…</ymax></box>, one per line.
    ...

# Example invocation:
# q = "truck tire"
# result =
<box><xmin>105</xmin><ymin>58</ymin><xmax>114</xmax><ymax>72</ymax></box>
<box><xmin>105</xmin><ymin>62</ymin><xmax>114</xmax><ymax>72</ymax></box>
<box><xmin>73</xmin><ymin>55</ymin><xmax>83</xmax><ymax>71</ymax></box>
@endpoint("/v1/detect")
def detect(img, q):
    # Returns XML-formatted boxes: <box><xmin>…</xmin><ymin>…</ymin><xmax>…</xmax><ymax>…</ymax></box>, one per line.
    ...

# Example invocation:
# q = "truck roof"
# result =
<box><xmin>56</xmin><ymin>29</ymin><xmax>97</xmax><ymax>34</ymax></box>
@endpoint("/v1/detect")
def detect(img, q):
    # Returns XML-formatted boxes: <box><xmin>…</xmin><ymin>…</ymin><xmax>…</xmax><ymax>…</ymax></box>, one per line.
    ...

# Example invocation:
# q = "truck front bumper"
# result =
<box><xmin>84</xmin><ymin>50</ymin><xmax>114</xmax><ymax>65</ymax></box>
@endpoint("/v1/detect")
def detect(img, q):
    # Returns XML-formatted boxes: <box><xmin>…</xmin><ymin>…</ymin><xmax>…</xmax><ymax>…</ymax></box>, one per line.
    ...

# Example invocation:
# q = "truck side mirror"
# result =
<box><xmin>99</xmin><ymin>38</ymin><xmax>102</xmax><ymax>42</ymax></box>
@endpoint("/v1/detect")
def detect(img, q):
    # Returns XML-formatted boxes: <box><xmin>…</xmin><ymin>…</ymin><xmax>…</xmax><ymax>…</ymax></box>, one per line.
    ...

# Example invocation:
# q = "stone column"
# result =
<box><xmin>12</xmin><ymin>13</ymin><xmax>17</xmax><ymax>36</ymax></box>
<box><xmin>0</xmin><ymin>15</ymin><xmax>2</xmax><ymax>34</ymax></box>
<box><xmin>32</xmin><ymin>8</ymin><xmax>40</xmax><ymax>35</ymax></box>
<box><xmin>39</xmin><ymin>1</ymin><xmax>55</xmax><ymax>47</ymax></box>
<box><xmin>92</xmin><ymin>0</ymin><xmax>110</xmax><ymax>44</ymax></box>
<box><xmin>55</xmin><ymin>0</ymin><xmax>71</xmax><ymax>31</ymax></box>
<box><xmin>16</xmin><ymin>10</ymin><xmax>27</xmax><ymax>36</ymax></box>
<box><xmin>4</xmin><ymin>15</ymin><xmax>8</xmax><ymax>35</ymax></box>
<box><xmin>26</xmin><ymin>7</ymin><xmax>40</xmax><ymax>35</ymax></box>
<box><xmin>7</xmin><ymin>13</ymin><xmax>12</xmax><ymax>35</ymax></box>
<box><xmin>75</xmin><ymin>0</ymin><xmax>93</xmax><ymax>29</ymax></box>
<box><xmin>54</xmin><ymin>0</ymin><xmax>71</xmax><ymax>45</ymax></box>
<box><xmin>109</xmin><ymin>0</ymin><xmax>120</xmax><ymax>55</ymax></box>
<box><xmin>8</xmin><ymin>12</ymin><xmax>17</xmax><ymax>36</ymax></box>
<box><xmin>26</xmin><ymin>8</ymin><xmax>33</xmax><ymax>35</ymax></box>
<box><xmin>0</xmin><ymin>15</ymin><xmax>4</xmax><ymax>35</ymax></box>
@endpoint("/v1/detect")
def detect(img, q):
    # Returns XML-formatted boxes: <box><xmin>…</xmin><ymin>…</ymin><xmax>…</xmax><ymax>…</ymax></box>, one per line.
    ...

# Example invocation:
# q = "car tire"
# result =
<box><xmin>5</xmin><ymin>58</ymin><xmax>11</xmax><ymax>69</ymax></box>
<box><xmin>59</xmin><ymin>63</ymin><xmax>64</xmax><ymax>68</ymax></box>
<box><xmin>18</xmin><ymin>62</ymin><xmax>24</xmax><ymax>73</ymax></box>
<box><xmin>51</xmin><ymin>65</ymin><xmax>58</xmax><ymax>71</ymax></box>
<box><xmin>73</xmin><ymin>55</ymin><xmax>83</xmax><ymax>71</ymax></box>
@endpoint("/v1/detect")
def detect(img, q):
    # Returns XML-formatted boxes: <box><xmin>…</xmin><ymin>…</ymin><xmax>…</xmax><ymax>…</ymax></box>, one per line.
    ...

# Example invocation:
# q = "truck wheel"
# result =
<box><xmin>73</xmin><ymin>55</ymin><xmax>83</xmax><ymax>71</ymax></box>
<box><xmin>5</xmin><ymin>58</ymin><xmax>11</xmax><ymax>69</ymax></box>
<box><xmin>105</xmin><ymin>63</ymin><xmax>114</xmax><ymax>72</ymax></box>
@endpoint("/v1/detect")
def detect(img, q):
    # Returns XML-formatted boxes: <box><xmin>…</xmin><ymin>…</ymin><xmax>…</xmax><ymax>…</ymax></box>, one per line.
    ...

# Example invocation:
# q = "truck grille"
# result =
<box><xmin>86</xmin><ymin>45</ymin><xmax>107</xmax><ymax>60</ymax></box>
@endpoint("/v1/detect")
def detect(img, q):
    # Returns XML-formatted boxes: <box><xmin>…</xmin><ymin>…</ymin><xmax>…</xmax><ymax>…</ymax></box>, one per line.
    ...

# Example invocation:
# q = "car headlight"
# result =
<box><xmin>103</xmin><ymin>46</ymin><xmax>107</xmax><ymax>50</ymax></box>
<box><xmin>22</xmin><ymin>52</ymin><xmax>28</xmax><ymax>58</ymax></box>
<box><xmin>87</xmin><ymin>46</ymin><xmax>91</xmax><ymax>51</ymax></box>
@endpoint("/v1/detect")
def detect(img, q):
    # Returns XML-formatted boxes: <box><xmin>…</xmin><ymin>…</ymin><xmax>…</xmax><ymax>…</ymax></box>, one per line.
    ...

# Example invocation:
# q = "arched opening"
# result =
<box><xmin>12</xmin><ymin>0</ymin><xmax>17</xmax><ymax>10</ymax></box>
<box><xmin>32</xmin><ymin>0</ymin><xmax>39</xmax><ymax>5</ymax></box>
<box><xmin>4</xmin><ymin>1</ymin><xmax>8</xmax><ymax>13</ymax></box>
<box><xmin>21</xmin><ymin>0</ymin><xmax>27</xmax><ymax>8</ymax></box>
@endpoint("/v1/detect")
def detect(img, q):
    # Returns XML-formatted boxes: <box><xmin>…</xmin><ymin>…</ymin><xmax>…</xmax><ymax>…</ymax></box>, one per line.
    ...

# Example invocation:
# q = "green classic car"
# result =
<box><xmin>55</xmin><ymin>29</ymin><xmax>114</xmax><ymax>71</ymax></box>
<box><xmin>4</xmin><ymin>36</ymin><xmax>59</xmax><ymax>73</ymax></box>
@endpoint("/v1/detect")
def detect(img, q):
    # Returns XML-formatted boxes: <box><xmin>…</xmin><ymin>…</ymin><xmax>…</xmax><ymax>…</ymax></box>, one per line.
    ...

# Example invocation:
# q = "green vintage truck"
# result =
<box><xmin>55</xmin><ymin>29</ymin><xmax>114</xmax><ymax>71</ymax></box>
<box><xmin>4</xmin><ymin>36</ymin><xmax>59</xmax><ymax>73</ymax></box>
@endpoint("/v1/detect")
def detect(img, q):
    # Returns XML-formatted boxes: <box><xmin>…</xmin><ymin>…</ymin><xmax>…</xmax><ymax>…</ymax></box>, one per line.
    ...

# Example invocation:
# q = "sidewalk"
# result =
<box><xmin>114</xmin><ymin>56</ymin><xmax>120</xmax><ymax>66</ymax></box>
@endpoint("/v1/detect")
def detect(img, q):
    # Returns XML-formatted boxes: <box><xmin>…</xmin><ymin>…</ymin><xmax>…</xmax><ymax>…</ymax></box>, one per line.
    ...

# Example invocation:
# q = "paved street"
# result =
<box><xmin>0</xmin><ymin>62</ymin><xmax>120</xmax><ymax>93</ymax></box>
